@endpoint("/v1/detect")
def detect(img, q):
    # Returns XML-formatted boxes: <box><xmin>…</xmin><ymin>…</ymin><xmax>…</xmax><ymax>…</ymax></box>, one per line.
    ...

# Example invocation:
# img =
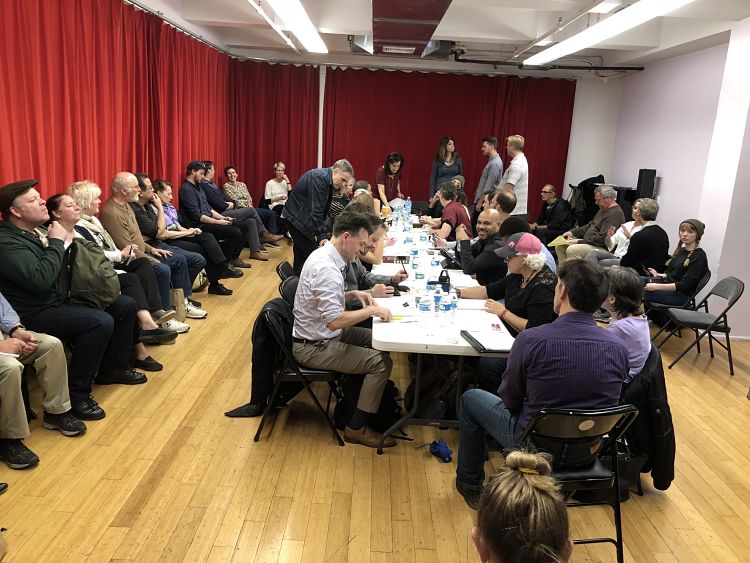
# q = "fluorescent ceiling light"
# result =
<box><xmin>248</xmin><ymin>0</ymin><xmax>300</xmax><ymax>53</ymax></box>
<box><xmin>524</xmin><ymin>0</ymin><xmax>696</xmax><ymax>66</ymax></box>
<box><xmin>589</xmin><ymin>1</ymin><xmax>620</xmax><ymax>14</ymax></box>
<box><xmin>263</xmin><ymin>0</ymin><xmax>328</xmax><ymax>54</ymax></box>
<box><xmin>536</xmin><ymin>39</ymin><xmax>553</xmax><ymax>46</ymax></box>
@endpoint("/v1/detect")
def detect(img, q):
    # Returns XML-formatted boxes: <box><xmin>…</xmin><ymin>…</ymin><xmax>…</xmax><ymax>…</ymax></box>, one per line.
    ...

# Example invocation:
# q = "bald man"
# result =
<box><xmin>454</xmin><ymin>208</ymin><xmax>507</xmax><ymax>285</ymax></box>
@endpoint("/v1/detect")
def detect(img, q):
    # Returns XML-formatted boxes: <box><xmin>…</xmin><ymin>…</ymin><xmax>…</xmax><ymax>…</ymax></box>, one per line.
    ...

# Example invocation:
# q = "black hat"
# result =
<box><xmin>498</xmin><ymin>216</ymin><xmax>531</xmax><ymax>238</ymax></box>
<box><xmin>186</xmin><ymin>160</ymin><xmax>207</xmax><ymax>173</ymax></box>
<box><xmin>0</xmin><ymin>179</ymin><xmax>39</xmax><ymax>218</ymax></box>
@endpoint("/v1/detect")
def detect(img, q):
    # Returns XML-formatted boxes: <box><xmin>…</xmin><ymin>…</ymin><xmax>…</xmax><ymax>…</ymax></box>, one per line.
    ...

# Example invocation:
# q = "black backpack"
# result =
<box><xmin>61</xmin><ymin>238</ymin><xmax>120</xmax><ymax>309</ymax></box>
<box><xmin>334</xmin><ymin>376</ymin><xmax>402</xmax><ymax>433</ymax></box>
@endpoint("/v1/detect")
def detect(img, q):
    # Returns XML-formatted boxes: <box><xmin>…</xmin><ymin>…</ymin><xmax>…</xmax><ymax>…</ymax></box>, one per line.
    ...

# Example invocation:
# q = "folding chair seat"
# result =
<box><xmin>516</xmin><ymin>405</ymin><xmax>639</xmax><ymax>563</ymax></box>
<box><xmin>253</xmin><ymin>307</ymin><xmax>344</xmax><ymax>445</ymax></box>
<box><xmin>276</xmin><ymin>260</ymin><xmax>295</xmax><ymax>281</ymax></box>
<box><xmin>654</xmin><ymin>276</ymin><xmax>744</xmax><ymax>375</ymax></box>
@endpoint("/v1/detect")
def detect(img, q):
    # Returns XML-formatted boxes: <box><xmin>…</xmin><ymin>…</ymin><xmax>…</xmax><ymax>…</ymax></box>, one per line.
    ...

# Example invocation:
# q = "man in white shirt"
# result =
<box><xmin>292</xmin><ymin>209</ymin><xmax>395</xmax><ymax>448</ymax></box>
<box><xmin>500</xmin><ymin>135</ymin><xmax>529</xmax><ymax>220</ymax></box>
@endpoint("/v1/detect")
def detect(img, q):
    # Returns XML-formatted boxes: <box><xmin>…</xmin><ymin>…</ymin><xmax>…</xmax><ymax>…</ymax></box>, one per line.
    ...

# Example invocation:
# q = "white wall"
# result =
<box><xmin>609</xmin><ymin>44</ymin><xmax>728</xmax><ymax>242</ymax></box>
<box><xmin>563</xmin><ymin>79</ymin><xmax>624</xmax><ymax>197</ymax></box>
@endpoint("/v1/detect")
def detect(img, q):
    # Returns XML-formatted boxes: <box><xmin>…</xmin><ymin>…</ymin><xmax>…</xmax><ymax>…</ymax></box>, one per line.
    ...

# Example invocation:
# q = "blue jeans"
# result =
<box><xmin>151</xmin><ymin>262</ymin><xmax>173</xmax><ymax>309</ymax></box>
<box><xmin>256</xmin><ymin>207</ymin><xmax>279</xmax><ymax>234</ymax></box>
<box><xmin>155</xmin><ymin>242</ymin><xmax>205</xmax><ymax>288</ymax></box>
<box><xmin>153</xmin><ymin>243</ymin><xmax>201</xmax><ymax>298</ymax></box>
<box><xmin>640</xmin><ymin>276</ymin><xmax>688</xmax><ymax>305</ymax></box>
<box><xmin>456</xmin><ymin>389</ymin><xmax>522</xmax><ymax>491</ymax></box>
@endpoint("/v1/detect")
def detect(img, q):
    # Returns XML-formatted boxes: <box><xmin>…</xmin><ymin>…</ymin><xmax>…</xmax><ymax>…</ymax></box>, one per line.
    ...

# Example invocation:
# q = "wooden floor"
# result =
<box><xmin>1</xmin><ymin>241</ymin><xmax>749</xmax><ymax>562</ymax></box>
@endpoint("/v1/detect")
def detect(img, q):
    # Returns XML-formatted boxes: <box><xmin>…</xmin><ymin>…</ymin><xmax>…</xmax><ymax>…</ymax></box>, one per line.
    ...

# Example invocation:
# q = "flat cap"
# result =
<box><xmin>0</xmin><ymin>179</ymin><xmax>39</xmax><ymax>217</ymax></box>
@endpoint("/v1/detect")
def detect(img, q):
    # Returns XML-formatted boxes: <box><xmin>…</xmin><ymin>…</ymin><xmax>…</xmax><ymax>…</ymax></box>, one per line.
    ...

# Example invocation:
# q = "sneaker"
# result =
<box><xmin>0</xmin><ymin>439</ymin><xmax>40</xmax><ymax>469</ymax></box>
<box><xmin>42</xmin><ymin>411</ymin><xmax>87</xmax><ymax>437</ymax></box>
<box><xmin>151</xmin><ymin>309</ymin><xmax>176</xmax><ymax>326</ymax></box>
<box><xmin>187</xmin><ymin>298</ymin><xmax>202</xmax><ymax>308</ymax></box>
<box><xmin>593</xmin><ymin>309</ymin><xmax>612</xmax><ymax>323</ymax></box>
<box><xmin>184</xmin><ymin>300</ymin><xmax>208</xmax><ymax>319</ymax></box>
<box><xmin>162</xmin><ymin>319</ymin><xmax>190</xmax><ymax>334</ymax></box>
<box><xmin>71</xmin><ymin>397</ymin><xmax>106</xmax><ymax>420</ymax></box>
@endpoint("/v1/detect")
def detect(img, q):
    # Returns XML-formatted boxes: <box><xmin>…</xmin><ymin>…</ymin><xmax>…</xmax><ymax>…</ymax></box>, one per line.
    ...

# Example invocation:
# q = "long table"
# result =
<box><xmin>369</xmin><ymin>227</ymin><xmax>514</xmax><ymax>453</ymax></box>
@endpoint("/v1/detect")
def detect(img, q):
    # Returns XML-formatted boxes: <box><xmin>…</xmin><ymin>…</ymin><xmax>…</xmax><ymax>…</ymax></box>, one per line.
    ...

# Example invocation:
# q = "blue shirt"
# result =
<box><xmin>474</xmin><ymin>154</ymin><xmax>503</xmax><ymax>203</ymax></box>
<box><xmin>0</xmin><ymin>292</ymin><xmax>21</xmax><ymax>334</ymax></box>
<box><xmin>499</xmin><ymin>311</ymin><xmax>628</xmax><ymax>427</ymax></box>
<box><xmin>179</xmin><ymin>180</ymin><xmax>214</xmax><ymax>226</ymax></box>
<box><xmin>200</xmin><ymin>180</ymin><xmax>230</xmax><ymax>213</ymax></box>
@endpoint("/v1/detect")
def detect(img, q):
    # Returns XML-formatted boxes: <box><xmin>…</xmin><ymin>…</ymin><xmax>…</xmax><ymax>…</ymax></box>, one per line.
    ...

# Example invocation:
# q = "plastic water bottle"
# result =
<box><xmin>449</xmin><ymin>288</ymin><xmax>458</xmax><ymax>319</ymax></box>
<box><xmin>418</xmin><ymin>292</ymin><xmax>432</xmax><ymax>324</ymax></box>
<box><xmin>404</xmin><ymin>197</ymin><xmax>412</xmax><ymax>215</ymax></box>
<box><xmin>433</xmin><ymin>288</ymin><xmax>442</xmax><ymax>315</ymax></box>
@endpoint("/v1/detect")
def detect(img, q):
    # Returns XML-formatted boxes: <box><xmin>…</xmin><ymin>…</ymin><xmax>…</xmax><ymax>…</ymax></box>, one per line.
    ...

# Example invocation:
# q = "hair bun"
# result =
<box><xmin>505</xmin><ymin>450</ymin><xmax>553</xmax><ymax>477</ymax></box>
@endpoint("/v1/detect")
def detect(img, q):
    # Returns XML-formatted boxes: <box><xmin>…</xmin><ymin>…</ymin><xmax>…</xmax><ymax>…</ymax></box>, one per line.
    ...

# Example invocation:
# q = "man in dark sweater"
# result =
<box><xmin>556</xmin><ymin>185</ymin><xmax>625</xmax><ymax>264</ymax></box>
<box><xmin>455</xmin><ymin>208</ymin><xmax>506</xmax><ymax>285</ymax></box>
<box><xmin>0</xmin><ymin>180</ymin><xmax>144</xmax><ymax>421</ymax></box>
<box><xmin>455</xmin><ymin>260</ymin><xmax>629</xmax><ymax>508</ymax></box>
<box><xmin>530</xmin><ymin>184</ymin><xmax>573</xmax><ymax>244</ymax></box>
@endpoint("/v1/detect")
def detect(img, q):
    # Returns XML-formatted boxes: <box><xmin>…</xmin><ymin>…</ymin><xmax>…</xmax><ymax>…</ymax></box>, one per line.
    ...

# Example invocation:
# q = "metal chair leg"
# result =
<box><xmin>725</xmin><ymin>331</ymin><xmax>734</xmax><ymax>376</ymax></box>
<box><xmin>668</xmin><ymin>327</ymin><xmax>711</xmax><ymax>370</ymax></box>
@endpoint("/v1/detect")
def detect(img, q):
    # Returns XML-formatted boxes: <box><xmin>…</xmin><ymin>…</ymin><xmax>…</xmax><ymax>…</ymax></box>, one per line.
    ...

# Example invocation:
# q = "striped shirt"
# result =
<box><xmin>499</xmin><ymin>311</ymin><xmax>628</xmax><ymax>427</ymax></box>
<box><xmin>292</xmin><ymin>242</ymin><xmax>347</xmax><ymax>341</ymax></box>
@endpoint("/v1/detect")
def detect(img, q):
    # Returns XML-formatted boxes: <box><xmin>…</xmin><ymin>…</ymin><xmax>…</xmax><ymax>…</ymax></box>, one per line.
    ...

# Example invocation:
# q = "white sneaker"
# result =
<box><xmin>162</xmin><ymin>319</ymin><xmax>190</xmax><ymax>334</ymax></box>
<box><xmin>184</xmin><ymin>300</ymin><xmax>208</xmax><ymax>319</ymax></box>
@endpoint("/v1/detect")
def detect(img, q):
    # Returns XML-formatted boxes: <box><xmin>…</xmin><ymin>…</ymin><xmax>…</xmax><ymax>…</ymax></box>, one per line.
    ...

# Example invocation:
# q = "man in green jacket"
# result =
<box><xmin>0</xmin><ymin>180</ymin><xmax>145</xmax><ymax>421</ymax></box>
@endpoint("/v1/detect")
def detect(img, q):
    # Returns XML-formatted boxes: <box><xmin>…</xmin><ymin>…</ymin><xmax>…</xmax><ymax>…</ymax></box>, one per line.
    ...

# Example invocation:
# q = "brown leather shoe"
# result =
<box><xmin>262</xmin><ymin>232</ymin><xmax>284</xmax><ymax>242</ymax></box>
<box><xmin>248</xmin><ymin>251</ymin><xmax>269</xmax><ymax>261</ymax></box>
<box><xmin>344</xmin><ymin>425</ymin><xmax>396</xmax><ymax>448</ymax></box>
<box><xmin>232</xmin><ymin>258</ymin><xmax>253</xmax><ymax>268</ymax></box>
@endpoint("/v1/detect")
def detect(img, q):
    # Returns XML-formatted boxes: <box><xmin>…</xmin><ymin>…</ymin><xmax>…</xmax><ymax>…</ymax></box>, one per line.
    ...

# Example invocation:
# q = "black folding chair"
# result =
<box><xmin>276</xmin><ymin>261</ymin><xmax>295</xmax><ymax>281</ymax></box>
<box><xmin>279</xmin><ymin>276</ymin><xmax>299</xmax><ymax>306</ymax></box>
<box><xmin>253</xmin><ymin>308</ymin><xmax>343</xmax><ymax>445</ymax></box>
<box><xmin>649</xmin><ymin>270</ymin><xmax>711</xmax><ymax>342</ymax></box>
<box><xmin>654</xmin><ymin>276</ymin><xmax>744</xmax><ymax>375</ymax></box>
<box><xmin>410</xmin><ymin>200</ymin><xmax>430</xmax><ymax>216</ymax></box>
<box><xmin>516</xmin><ymin>405</ymin><xmax>639</xmax><ymax>563</ymax></box>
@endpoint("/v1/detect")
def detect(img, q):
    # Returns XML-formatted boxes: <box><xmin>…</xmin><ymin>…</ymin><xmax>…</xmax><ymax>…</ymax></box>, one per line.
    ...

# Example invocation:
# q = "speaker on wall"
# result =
<box><xmin>637</xmin><ymin>169</ymin><xmax>656</xmax><ymax>199</ymax></box>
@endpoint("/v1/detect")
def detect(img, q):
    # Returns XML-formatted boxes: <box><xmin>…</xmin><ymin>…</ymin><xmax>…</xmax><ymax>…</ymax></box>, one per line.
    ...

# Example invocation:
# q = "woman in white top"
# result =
<box><xmin>264</xmin><ymin>161</ymin><xmax>292</xmax><ymax>217</ymax></box>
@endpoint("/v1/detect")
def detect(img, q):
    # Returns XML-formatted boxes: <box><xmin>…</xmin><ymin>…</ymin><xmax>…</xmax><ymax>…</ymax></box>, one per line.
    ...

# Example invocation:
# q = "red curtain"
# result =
<box><xmin>228</xmin><ymin>61</ymin><xmax>320</xmax><ymax>199</ymax></box>
<box><xmin>0</xmin><ymin>0</ymin><xmax>318</xmax><ymax>204</ymax></box>
<box><xmin>322</xmin><ymin>68</ymin><xmax>576</xmax><ymax>219</ymax></box>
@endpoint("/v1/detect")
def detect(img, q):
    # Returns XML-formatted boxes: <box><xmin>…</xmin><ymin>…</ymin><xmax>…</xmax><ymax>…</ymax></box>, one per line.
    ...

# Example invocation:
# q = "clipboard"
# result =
<box><xmin>460</xmin><ymin>329</ymin><xmax>512</xmax><ymax>353</ymax></box>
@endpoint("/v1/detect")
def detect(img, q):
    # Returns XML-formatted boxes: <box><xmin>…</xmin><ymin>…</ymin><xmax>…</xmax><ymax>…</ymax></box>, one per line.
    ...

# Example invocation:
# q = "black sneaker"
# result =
<box><xmin>0</xmin><ymin>439</ymin><xmax>40</xmax><ymax>469</ymax></box>
<box><xmin>42</xmin><ymin>411</ymin><xmax>87</xmax><ymax>436</ymax></box>
<box><xmin>208</xmin><ymin>283</ymin><xmax>233</xmax><ymax>296</ymax></box>
<box><xmin>71</xmin><ymin>397</ymin><xmax>106</xmax><ymax>420</ymax></box>
<box><xmin>456</xmin><ymin>480</ymin><xmax>482</xmax><ymax>510</ymax></box>
<box><xmin>188</xmin><ymin>298</ymin><xmax>202</xmax><ymax>308</ymax></box>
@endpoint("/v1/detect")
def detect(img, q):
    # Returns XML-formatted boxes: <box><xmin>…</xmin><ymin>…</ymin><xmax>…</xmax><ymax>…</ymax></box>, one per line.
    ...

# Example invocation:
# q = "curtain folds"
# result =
<box><xmin>1</xmin><ymin>0</ymin><xmax>575</xmax><ymax>220</ymax></box>
<box><xmin>322</xmin><ymin>68</ymin><xmax>576</xmax><ymax>220</ymax></box>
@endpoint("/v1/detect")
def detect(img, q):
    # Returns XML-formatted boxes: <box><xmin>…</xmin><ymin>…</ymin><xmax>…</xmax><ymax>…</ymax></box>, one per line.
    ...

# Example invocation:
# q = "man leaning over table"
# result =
<box><xmin>292</xmin><ymin>208</ymin><xmax>396</xmax><ymax>449</ymax></box>
<box><xmin>455</xmin><ymin>260</ymin><xmax>629</xmax><ymax>509</ymax></box>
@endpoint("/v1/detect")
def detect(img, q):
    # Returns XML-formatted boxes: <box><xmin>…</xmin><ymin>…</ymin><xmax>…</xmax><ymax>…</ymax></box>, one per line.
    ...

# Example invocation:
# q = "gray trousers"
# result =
<box><xmin>292</xmin><ymin>327</ymin><xmax>392</xmax><ymax>413</ymax></box>
<box><xmin>585</xmin><ymin>249</ymin><xmax>621</xmax><ymax>268</ymax></box>
<box><xmin>223</xmin><ymin>207</ymin><xmax>265</xmax><ymax>251</ymax></box>
<box><xmin>0</xmin><ymin>334</ymin><xmax>71</xmax><ymax>439</ymax></box>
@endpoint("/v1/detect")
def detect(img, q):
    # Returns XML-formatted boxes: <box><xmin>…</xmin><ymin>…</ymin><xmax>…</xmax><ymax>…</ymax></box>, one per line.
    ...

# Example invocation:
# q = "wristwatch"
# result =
<box><xmin>8</xmin><ymin>323</ymin><xmax>25</xmax><ymax>337</ymax></box>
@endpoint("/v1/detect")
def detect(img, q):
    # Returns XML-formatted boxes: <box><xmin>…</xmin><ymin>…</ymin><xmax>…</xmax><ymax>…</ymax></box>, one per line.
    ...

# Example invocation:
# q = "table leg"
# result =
<box><xmin>456</xmin><ymin>356</ymin><xmax>464</xmax><ymax>419</ymax></box>
<box><xmin>378</xmin><ymin>354</ymin><xmax>422</xmax><ymax>454</ymax></box>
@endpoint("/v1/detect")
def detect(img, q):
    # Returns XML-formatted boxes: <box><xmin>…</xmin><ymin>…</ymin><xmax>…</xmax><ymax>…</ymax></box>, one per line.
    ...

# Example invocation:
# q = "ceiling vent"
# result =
<box><xmin>382</xmin><ymin>45</ymin><xmax>416</xmax><ymax>55</ymax></box>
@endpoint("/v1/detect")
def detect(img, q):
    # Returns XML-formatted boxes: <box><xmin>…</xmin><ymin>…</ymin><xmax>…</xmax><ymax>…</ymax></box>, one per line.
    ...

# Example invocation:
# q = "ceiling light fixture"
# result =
<box><xmin>523</xmin><ymin>0</ymin><xmax>696</xmax><ymax>66</ymax></box>
<box><xmin>248</xmin><ymin>0</ymin><xmax>300</xmax><ymax>54</ymax></box>
<box><xmin>262</xmin><ymin>0</ymin><xmax>328</xmax><ymax>54</ymax></box>
<box><xmin>589</xmin><ymin>1</ymin><xmax>620</xmax><ymax>14</ymax></box>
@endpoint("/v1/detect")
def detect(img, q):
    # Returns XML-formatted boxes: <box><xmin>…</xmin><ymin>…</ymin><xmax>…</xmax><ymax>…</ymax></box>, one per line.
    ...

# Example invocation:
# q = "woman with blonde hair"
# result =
<box><xmin>472</xmin><ymin>450</ymin><xmax>573</xmax><ymax>563</ymax></box>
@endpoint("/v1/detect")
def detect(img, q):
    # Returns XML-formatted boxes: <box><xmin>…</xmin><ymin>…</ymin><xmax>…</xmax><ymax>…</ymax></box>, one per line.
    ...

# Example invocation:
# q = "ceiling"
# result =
<box><xmin>135</xmin><ymin>0</ymin><xmax>750</xmax><ymax>78</ymax></box>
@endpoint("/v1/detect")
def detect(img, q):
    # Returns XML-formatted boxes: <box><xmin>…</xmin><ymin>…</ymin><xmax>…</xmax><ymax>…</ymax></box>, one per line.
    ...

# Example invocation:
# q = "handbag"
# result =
<box><xmin>171</xmin><ymin>288</ymin><xmax>186</xmax><ymax>322</ymax></box>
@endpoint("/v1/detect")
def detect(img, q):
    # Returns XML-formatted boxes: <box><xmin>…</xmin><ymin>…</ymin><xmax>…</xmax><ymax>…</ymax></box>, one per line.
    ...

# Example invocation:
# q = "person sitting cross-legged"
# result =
<box><xmin>0</xmin><ymin>291</ymin><xmax>87</xmax><ymax>469</ymax></box>
<box><xmin>455</xmin><ymin>260</ymin><xmax>629</xmax><ymax>509</ymax></box>
<box><xmin>292</xmin><ymin>208</ymin><xmax>396</xmax><ymax>449</ymax></box>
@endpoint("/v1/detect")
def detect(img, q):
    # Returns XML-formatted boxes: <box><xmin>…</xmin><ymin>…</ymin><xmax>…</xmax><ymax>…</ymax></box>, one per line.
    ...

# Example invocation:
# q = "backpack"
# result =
<box><xmin>334</xmin><ymin>376</ymin><xmax>402</xmax><ymax>433</ymax></box>
<box><xmin>62</xmin><ymin>238</ymin><xmax>121</xmax><ymax>309</ymax></box>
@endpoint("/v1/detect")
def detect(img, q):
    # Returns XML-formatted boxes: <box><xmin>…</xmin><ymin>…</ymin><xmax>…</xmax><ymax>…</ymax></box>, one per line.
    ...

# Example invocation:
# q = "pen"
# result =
<box><xmin>398</xmin><ymin>257</ymin><xmax>407</xmax><ymax>275</ymax></box>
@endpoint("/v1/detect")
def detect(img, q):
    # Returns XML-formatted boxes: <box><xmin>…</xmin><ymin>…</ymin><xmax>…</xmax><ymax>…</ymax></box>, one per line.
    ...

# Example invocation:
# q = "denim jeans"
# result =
<box><xmin>640</xmin><ymin>276</ymin><xmax>688</xmax><ymax>305</ymax></box>
<box><xmin>153</xmin><ymin>242</ymin><xmax>204</xmax><ymax>297</ymax></box>
<box><xmin>456</xmin><ymin>388</ymin><xmax>522</xmax><ymax>491</ymax></box>
<box><xmin>256</xmin><ymin>207</ymin><xmax>279</xmax><ymax>234</ymax></box>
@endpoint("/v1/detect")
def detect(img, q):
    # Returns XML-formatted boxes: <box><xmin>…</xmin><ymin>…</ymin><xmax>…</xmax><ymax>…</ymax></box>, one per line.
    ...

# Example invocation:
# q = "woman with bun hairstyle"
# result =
<box><xmin>473</xmin><ymin>450</ymin><xmax>573</xmax><ymax>563</ymax></box>
<box><xmin>643</xmin><ymin>219</ymin><xmax>708</xmax><ymax>306</ymax></box>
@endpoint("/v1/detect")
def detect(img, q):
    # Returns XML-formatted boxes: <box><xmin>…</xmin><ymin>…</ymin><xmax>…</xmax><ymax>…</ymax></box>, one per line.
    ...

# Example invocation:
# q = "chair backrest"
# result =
<box><xmin>518</xmin><ymin>405</ymin><xmax>639</xmax><ymax>468</ymax></box>
<box><xmin>410</xmin><ymin>200</ymin><xmax>430</xmax><ymax>216</ymax></box>
<box><xmin>279</xmin><ymin>276</ymin><xmax>299</xmax><ymax>306</ymax></box>
<box><xmin>700</xmin><ymin>276</ymin><xmax>745</xmax><ymax>316</ymax></box>
<box><xmin>276</xmin><ymin>261</ymin><xmax>295</xmax><ymax>281</ymax></box>
<box><xmin>262</xmin><ymin>307</ymin><xmax>299</xmax><ymax>374</ymax></box>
